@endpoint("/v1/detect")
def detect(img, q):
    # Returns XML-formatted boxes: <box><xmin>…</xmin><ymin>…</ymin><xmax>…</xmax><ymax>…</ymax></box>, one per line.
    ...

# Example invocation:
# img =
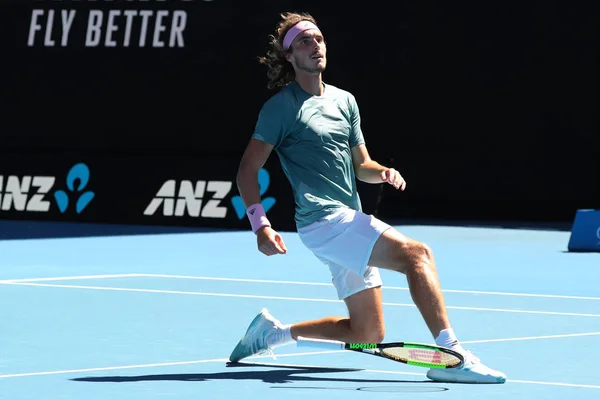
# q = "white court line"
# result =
<box><xmin>249</xmin><ymin>361</ymin><xmax>600</xmax><ymax>389</ymax></box>
<box><xmin>4</xmin><ymin>282</ymin><xmax>600</xmax><ymax>318</ymax></box>
<box><xmin>136</xmin><ymin>273</ymin><xmax>600</xmax><ymax>301</ymax></box>
<box><xmin>462</xmin><ymin>331</ymin><xmax>600</xmax><ymax>344</ymax></box>
<box><xmin>1</xmin><ymin>337</ymin><xmax>600</xmax><ymax>389</ymax></box>
<box><xmin>138</xmin><ymin>274</ymin><xmax>334</xmax><ymax>286</ymax></box>
<box><xmin>3</xmin><ymin>273</ymin><xmax>598</xmax><ymax>301</ymax></box>
<box><xmin>0</xmin><ymin>274</ymin><xmax>143</xmax><ymax>284</ymax></box>
<box><xmin>508</xmin><ymin>379</ymin><xmax>600</xmax><ymax>389</ymax></box>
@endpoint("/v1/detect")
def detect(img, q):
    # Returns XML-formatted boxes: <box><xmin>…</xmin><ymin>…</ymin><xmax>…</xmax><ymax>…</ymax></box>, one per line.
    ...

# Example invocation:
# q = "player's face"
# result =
<box><xmin>289</xmin><ymin>30</ymin><xmax>327</xmax><ymax>73</ymax></box>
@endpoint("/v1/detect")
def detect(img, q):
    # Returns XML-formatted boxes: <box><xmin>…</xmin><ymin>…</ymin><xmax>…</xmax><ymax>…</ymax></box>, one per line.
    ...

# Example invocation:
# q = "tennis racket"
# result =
<box><xmin>296</xmin><ymin>336</ymin><xmax>464</xmax><ymax>369</ymax></box>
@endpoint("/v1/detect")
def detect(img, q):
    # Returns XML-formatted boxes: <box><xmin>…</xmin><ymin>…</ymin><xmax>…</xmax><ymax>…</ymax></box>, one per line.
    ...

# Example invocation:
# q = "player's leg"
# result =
<box><xmin>290</xmin><ymin>271</ymin><xmax>385</xmax><ymax>343</ymax></box>
<box><xmin>284</xmin><ymin>209</ymin><xmax>389</xmax><ymax>343</ymax></box>
<box><xmin>229</xmin><ymin>208</ymin><xmax>387</xmax><ymax>362</ymax></box>
<box><xmin>367</xmin><ymin>224</ymin><xmax>506</xmax><ymax>383</ymax></box>
<box><xmin>367</xmin><ymin>228</ymin><xmax>450</xmax><ymax>340</ymax></box>
<box><xmin>228</xmin><ymin>266</ymin><xmax>385</xmax><ymax>363</ymax></box>
<box><xmin>342</xmin><ymin>284</ymin><xmax>385</xmax><ymax>342</ymax></box>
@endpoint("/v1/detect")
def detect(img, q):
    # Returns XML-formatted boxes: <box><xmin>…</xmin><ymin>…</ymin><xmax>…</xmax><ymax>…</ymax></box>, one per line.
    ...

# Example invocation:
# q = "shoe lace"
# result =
<box><xmin>461</xmin><ymin>350</ymin><xmax>480</xmax><ymax>364</ymax></box>
<box><xmin>256</xmin><ymin>347</ymin><xmax>277</xmax><ymax>360</ymax></box>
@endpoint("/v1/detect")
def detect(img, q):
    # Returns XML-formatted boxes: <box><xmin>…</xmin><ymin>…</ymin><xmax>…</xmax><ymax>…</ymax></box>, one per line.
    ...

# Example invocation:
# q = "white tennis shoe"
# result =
<box><xmin>426</xmin><ymin>349</ymin><xmax>507</xmax><ymax>384</ymax></box>
<box><xmin>228</xmin><ymin>308</ymin><xmax>284</xmax><ymax>362</ymax></box>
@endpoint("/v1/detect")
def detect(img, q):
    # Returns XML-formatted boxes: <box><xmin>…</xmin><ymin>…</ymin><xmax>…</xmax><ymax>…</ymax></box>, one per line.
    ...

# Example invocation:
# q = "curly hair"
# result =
<box><xmin>258</xmin><ymin>12</ymin><xmax>319</xmax><ymax>90</ymax></box>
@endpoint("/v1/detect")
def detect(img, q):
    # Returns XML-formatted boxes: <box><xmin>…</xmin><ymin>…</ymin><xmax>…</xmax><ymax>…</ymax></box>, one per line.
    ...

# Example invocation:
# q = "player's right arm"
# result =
<box><xmin>237</xmin><ymin>138</ymin><xmax>274</xmax><ymax>208</ymax></box>
<box><xmin>237</xmin><ymin>139</ymin><xmax>288</xmax><ymax>256</ymax></box>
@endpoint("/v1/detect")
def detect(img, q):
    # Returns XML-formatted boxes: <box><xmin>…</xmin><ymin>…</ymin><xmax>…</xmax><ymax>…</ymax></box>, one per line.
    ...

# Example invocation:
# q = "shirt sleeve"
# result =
<box><xmin>251</xmin><ymin>95</ymin><xmax>290</xmax><ymax>149</ymax></box>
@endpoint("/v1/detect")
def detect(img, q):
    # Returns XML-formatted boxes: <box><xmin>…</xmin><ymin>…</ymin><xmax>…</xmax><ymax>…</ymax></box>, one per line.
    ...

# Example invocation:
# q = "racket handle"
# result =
<box><xmin>296</xmin><ymin>336</ymin><xmax>345</xmax><ymax>350</ymax></box>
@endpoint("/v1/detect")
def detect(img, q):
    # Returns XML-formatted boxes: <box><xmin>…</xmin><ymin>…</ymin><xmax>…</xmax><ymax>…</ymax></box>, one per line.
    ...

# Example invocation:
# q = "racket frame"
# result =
<box><xmin>296</xmin><ymin>336</ymin><xmax>465</xmax><ymax>369</ymax></box>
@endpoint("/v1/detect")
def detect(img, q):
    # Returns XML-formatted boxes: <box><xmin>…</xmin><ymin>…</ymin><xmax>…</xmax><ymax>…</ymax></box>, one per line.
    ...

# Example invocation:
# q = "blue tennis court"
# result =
<box><xmin>1</xmin><ymin>220</ymin><xmax>599</xmax><ymax>399</ymax></box>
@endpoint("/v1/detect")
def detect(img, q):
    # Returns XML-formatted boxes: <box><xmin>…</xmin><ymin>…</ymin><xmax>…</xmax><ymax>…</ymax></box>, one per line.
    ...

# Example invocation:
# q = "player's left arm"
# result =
<box><xmin>351</xmin><ymin>144</ymin><xmax>406</xmax><ymax>190</ymax></box>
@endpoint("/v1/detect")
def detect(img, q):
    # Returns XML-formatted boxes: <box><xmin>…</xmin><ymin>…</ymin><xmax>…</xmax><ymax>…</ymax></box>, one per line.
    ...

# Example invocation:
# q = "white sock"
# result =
<box><xmin>266</xmin><ymin>324</ymin><xmax>295</xmax><ymax>348</ymax></box>
<box><xmin>435</xmin><ymin>328</ymin><xmax>463</xmax><ymax>352</ymax></box>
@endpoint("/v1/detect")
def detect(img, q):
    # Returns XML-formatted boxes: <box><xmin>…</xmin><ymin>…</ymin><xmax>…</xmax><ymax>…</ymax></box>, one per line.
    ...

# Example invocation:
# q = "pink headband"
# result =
<box><xmin>282</xmin><ymin>20</ymin><xmax>320</xmax><ymax>50</ymax></box>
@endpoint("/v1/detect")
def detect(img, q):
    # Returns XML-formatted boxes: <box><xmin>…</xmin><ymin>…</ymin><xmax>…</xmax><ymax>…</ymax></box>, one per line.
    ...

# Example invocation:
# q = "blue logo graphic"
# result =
<box><xmin>231</xmin><ymin>168</ymin><xmax>276</xmax><ymax>219</ymax></box>
<box><xmin>54</xmin><ymin>163</ymin><xmax>95</xmax><ymax>214</ymax></box>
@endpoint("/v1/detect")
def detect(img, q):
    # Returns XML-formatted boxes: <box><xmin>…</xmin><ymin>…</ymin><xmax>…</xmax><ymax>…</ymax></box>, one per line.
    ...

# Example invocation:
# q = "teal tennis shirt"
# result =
<box><xmin>252</xmin><ymin>81</ymin><xmax>365</xmax><ymax>228</ymax></box>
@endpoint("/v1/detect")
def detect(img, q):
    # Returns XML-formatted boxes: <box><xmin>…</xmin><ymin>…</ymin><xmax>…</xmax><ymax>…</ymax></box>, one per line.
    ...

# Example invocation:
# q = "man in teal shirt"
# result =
<box><xmin>252</xmin><ymin>80</ymin><xmax>364</xmax><ymax>228</ymax></box>
<box><xmin>230</xmin><ymin>12</ymin><xmax>506</xmax><ymax>384</ymax></box>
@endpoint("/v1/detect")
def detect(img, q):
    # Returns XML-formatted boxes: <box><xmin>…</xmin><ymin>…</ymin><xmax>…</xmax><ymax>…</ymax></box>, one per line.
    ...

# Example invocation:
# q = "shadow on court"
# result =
<box><xmin>71</xmin><ymin>362</ymin><xmax>446</xmax><ymax>392</ymax></box>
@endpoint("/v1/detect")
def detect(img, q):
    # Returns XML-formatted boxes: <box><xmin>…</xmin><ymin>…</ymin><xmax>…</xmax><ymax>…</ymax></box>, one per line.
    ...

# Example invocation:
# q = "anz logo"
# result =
<box><xmin>144</xmin><ymin>168</ymin><xmax>276</xmax><ymax>219</ymax></box>
<box><xmin>0</xmin><ymin>163</ymin><xmax>94</xmax><ymax>214</ymax></box>
<box><xmin>231</xmin><ymin>168</ymin><xmax>276</xmax><ymax>219</ymax></box>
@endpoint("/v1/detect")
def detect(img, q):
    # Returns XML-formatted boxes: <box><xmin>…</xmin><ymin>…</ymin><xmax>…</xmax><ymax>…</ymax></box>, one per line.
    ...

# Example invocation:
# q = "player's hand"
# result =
<box><xmin>256</xmin><ymin>226</ymin><xmax>288</xmax><ymax>256</ymax></box>
<box><xmin>381</xmin><ymin>168</ymin><xmax>406</xmax><ymax>190</ymax></box>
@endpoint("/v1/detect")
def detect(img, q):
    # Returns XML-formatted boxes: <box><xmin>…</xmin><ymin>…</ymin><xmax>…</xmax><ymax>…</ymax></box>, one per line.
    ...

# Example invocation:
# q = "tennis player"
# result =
<box><xmin>229</xmin><ymin>12</ymin><xmax>506</xmax><ymax>384</ymax></box>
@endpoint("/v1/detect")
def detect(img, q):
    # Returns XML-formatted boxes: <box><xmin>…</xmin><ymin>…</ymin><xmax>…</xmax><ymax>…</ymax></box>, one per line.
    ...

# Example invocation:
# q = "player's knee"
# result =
<box><xmin>370</xmin><ymin>325</ymin><xmax>386</xmax><ymax>343</ymax></box>
<box><xmin>415</xmin><ymin>242</ymin><xmax>434</xmax><ymax>264</ymax></box>
<box><xmin>402</xmin><ymin>241</ymin><xmax>434</xmax><ymax>272</ymax></box>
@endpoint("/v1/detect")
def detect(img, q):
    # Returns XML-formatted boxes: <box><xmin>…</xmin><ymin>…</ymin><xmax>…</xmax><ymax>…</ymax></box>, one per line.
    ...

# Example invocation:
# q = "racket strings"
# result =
<box><xmin>382</xmin><ymin>347</ymin><xmax>461</xmax><ymax>367</ymax></box>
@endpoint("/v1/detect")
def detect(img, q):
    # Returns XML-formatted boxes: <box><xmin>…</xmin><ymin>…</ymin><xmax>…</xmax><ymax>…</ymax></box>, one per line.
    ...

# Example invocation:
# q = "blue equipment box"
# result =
<box><xmin>568</xmin><ymin>209</ymin><xmax>600</xmax><ymax>252</ymax></box>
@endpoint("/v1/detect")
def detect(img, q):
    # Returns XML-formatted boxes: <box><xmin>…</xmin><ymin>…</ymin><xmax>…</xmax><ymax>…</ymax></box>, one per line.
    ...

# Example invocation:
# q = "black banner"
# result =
<box><xmin>0</xmin><ymin>153</ymin><xmax>300</xmax><ymax>231</ymax></box>
<box><xmin>1</xmin><ymin>0</ymin><xmax>411</xmax><ymax>155</ymax></box>
<box><xmin>1</xmin><ymin>1</ymin><xmax>597</xmax><ymax>224</ymax></box>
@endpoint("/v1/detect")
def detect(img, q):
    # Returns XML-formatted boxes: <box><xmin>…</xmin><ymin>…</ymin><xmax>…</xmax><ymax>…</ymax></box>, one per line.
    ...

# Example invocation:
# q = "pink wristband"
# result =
<box><xmin>246</xmin><ymin>203</ymin><xmax>271</xmax><ymax>233</ymax></box>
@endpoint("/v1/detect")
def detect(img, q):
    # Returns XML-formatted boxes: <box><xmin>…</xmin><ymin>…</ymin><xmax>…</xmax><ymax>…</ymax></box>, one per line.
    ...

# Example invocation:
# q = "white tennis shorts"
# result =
<box><xmin>298</xmin><ymin>207</ymin><xmax>392</xmax><ymax>300</ymax></box>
